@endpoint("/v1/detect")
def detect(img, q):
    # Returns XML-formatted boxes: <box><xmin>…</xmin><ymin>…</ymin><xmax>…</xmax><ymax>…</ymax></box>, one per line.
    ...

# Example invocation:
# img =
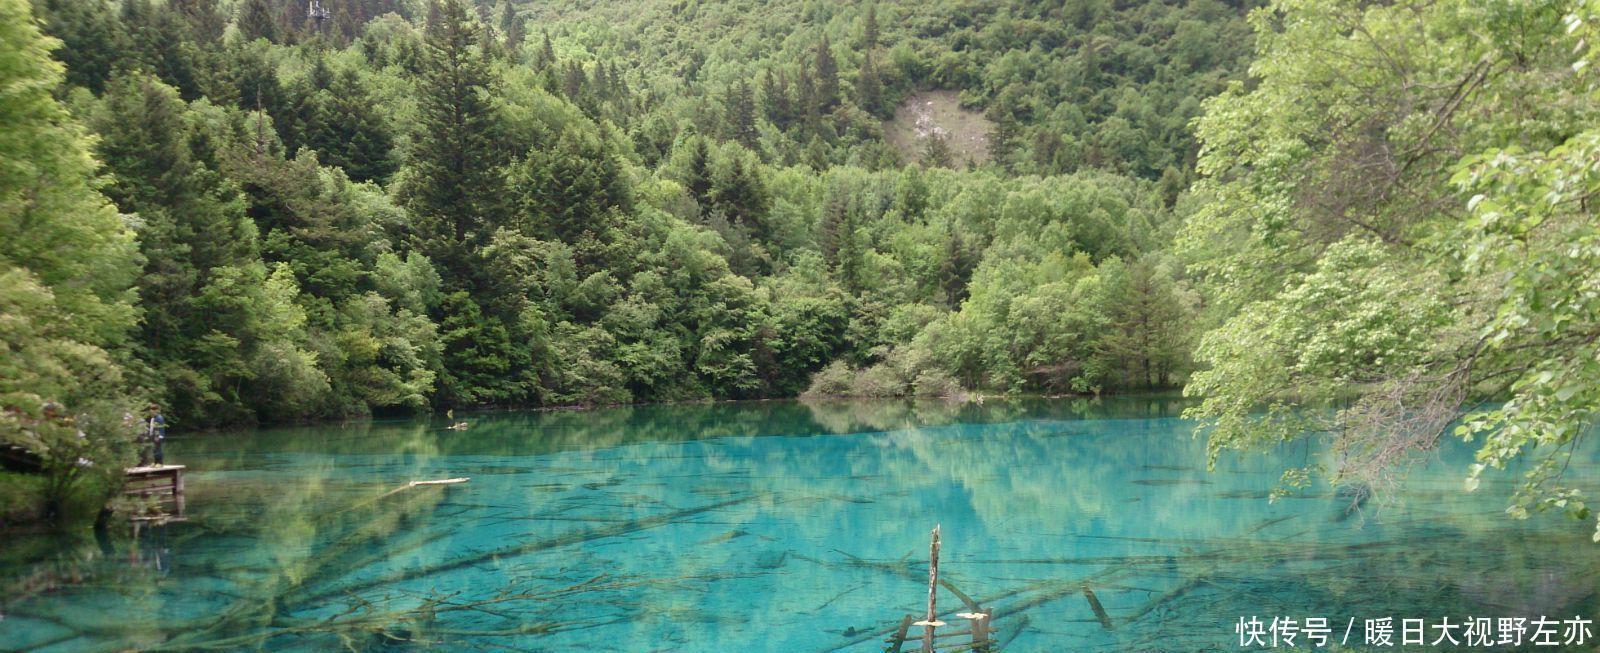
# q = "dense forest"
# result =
<box><xmin>3</xmin><ymin>0</ymin><xmax>1598</xmax><ymax>538</ymax></box>
<box><xmin>7</xmin><ymin>0</ymin><xmax>1249</xmax><ymax>430</ymax></box>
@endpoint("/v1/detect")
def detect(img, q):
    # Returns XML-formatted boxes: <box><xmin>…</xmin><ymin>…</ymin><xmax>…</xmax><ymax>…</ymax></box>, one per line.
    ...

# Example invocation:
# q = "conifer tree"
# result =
<box><xmin>726</xmin><ymin>80</ymin><xmax>758</xmax><ymax>147</ymax></box>
<box><xmin>121</xmin><ymin>0</ymin><xmax>205</xmax><ymax>99</ymax></box>
<box><xmin>538</xmin><ymin>30</ymin><xmax>556</xmax><ymax>68</ymax></box>
<box><xmin>561</xmin><ymin>61</ymin><xmax>586</xmax><ymax>99</ymax></box>
<box><xmin>219</xmin><ymin>42</ymin><xmax>295</xmax><ymax>148</ymax></box>
<box><xmin>862</xmin><ymin>5</ymin><xmax>879</xmax><ymax>51</ymax></box>
<box><xmin>761</xmin><ymin>69</ymin><xmax>794</xmax><ymax>129</ymax></box>
<box><xmin>500</xmin><ymin>2</ymin><xmax>524</xmax><ymax>53</ymax></box>
<box><xmin>301</xmin><ymin>68</ymin><xmax>396</xmax><ymax>183</ymax></box>
<box><xmin>681</xmin><ymin>136</ymin><xmax>715</xmax><ymax>212</ymax></box>
<box><xmin>794</xmin><ymin>63</ymin><xmax>816</xmax><ymax>120</ymax></box>
<box><xmin>34</xmin><ymin>0</ymin><xmax>127</xmax><ymax>93</ymax></box>
<box><xmin>856</xmin><ymin>51</ymin><xmax>883</xmax><ymax>117</ymax></box>
<box><xmin>921</xmin><ymin>132</ymin><xmax>954</xmax><ymax>168</ymax></box>
<box><xmin>400</xmin><ymin>0</ymin><xmax>505</xmax><ymax>293</ymax></box>
<box><xmin>711</xmin><ymin>155</ymin><xmax>770</xmax><ymax>239</ymax></box>
<box><xmin>511</xmin><ymin>129</ymin><xmax>629</xmax><ymax>244</ymax></box>
<box><xmin>818</xmin><ymin>180</ymin><xmax>861</xmax><ymax>291</ymax></box>
<box><xmin>235</xmin><ymin>0</ymin><xmax>279</xmax><ymax>43</ymax></box>
<box><xmin>171</xmin><ymin>0</ymin><xmax>227</xmax><ymax>42</ymax></box>
<box><xmin>813</xmin><ymin>35</ymin><xmax>839</xmax><ymax>112</ymax></box>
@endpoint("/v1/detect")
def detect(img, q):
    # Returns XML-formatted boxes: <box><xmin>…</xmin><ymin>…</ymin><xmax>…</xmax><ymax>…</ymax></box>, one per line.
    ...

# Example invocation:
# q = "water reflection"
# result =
<box><xmin>1</xmin><ymin>397</ymin><xmax>1595</xmax><ymax>652</ymax></box>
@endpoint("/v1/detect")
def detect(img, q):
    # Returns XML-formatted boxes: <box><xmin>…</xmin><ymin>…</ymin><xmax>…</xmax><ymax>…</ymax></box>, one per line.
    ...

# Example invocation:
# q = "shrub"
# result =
<box><xmin>802</xmin><ymin>361</ymin><xmax>855</xmax><ymax>397</ymax></box>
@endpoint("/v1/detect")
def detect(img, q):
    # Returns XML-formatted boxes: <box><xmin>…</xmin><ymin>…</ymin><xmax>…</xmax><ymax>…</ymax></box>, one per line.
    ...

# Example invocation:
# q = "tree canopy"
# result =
<box><xmin>1181</xmin><ymin>0</ymin><xmax>1600</xmax><ymax>541</ymax></box>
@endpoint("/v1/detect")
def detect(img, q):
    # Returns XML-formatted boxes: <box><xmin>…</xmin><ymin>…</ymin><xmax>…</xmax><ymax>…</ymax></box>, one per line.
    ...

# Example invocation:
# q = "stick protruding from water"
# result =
<box><xmin>922</xmin><ymin>524</ymin><xmax>941</xmax><ymax>652</ymax></box>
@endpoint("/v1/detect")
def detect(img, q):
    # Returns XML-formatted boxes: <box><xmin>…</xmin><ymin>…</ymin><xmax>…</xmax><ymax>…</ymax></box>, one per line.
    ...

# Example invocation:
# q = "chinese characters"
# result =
<box><xmin>1235</xmin><ymin>616</ymin><xmax>1592</xmax><ymax>648</ymax></box>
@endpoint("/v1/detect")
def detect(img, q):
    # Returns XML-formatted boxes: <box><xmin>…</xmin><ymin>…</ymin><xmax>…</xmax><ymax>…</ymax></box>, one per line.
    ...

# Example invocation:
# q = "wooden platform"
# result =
<box><xmin>125</xmin><ymin>464</ymin><xmax>186</xmax><ymax>514</ymax></box>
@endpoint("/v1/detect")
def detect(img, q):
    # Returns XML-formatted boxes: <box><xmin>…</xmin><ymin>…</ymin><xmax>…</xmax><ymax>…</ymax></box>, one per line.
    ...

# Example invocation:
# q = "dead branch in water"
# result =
<box><xmin>289</xmin><ymin>494</ymin><xmax>760</xmax><ymax>606</ymax></box>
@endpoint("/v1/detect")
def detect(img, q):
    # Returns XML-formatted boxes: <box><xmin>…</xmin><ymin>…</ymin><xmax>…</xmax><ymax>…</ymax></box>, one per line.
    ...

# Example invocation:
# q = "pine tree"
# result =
<box><xmin>479</xmin><ymin>22</ymin><xmax>507</xmax><ymax>62</ymax></box>
<box><xmin>711</xmin><ymin>155</ymin><xmax>770</xmax><ymax>237</ymax></box>
<box><xmin>862</xmin><ymin>5</ymin><xmax>880</xmax><ymax>50</ymax></box>
<box><xmin>726</xmin><ymin>80</ymin><xmax>758</xmax><ymax>147</ymax></box>
<box><xmin>988</xmin><ymin>113</ymin><xmax>1020</xmax><ymax>173</ymax></box>
<box><xmin>301</xmin><ymin>69</ymin><xmax>397</xmax><ymax>183</ymax></box>
<box><xmin>561</xmin><ymin>61</ymin><xmax>586</xmax><ymax>99</ymax></box>
<box><xmin>35</xmin><ymin>0</ymin><xmax>128</xmax><ymax>93</ymax></box>
<box><xmin>538</xmin><ymin>30</ymin><xmax>556</xmax><ymax>68</ymax></box>
<box><xmin>235</xmin><ymin>0</ymin><xmax>279</xmax><ymax>43</ymax></box>
<box><xmin>589</xmin><ymin>62</ymin><xmax>610</xmax><ymax>99</ymax></box>
<box><xmin>761</xmin><ymin>69</ymin><xmax>792</xmax><ymax>128</ymax></box>
<box><xmin>95</xmin><ymin>74</ymin><xmax>256</xmax><ymax>278</ymax></box>
<box><xmin>400</xmin><ymin>0</ymin><xmax>506</xmax><ymax>294</ymax></box>
<box><xmin>122</xmin><ymin>0</ymin><xmax>204</xmax><ymax>99</ymax></box>
<box><xmin>398</xmin><ymin>0</ymin><xmax>530</xmax><ymax>408</ymax></box>
<box><xmin>605</xmin><ymin>62</ymin><xmax>627</xmax><ymax>105</ymax></box>
<box><xmin>220</xmin><ymin>43</ymin><xmax>296</xmax><ymax>149</ymax></box>
<box><xmin>893</xmin><ymin>164</ymin><xmax>928</xmax><ymax>221</ymax></box>
<box><xmin>936</xmin><ymin>230</ymin><xmax>975</xmax><ymax>308</ymax></box>
<box><xmin>1092</xmin><ymin>256</ymin><xmax>1193</xmax><ymax>388</ymax></box>
<box><xmin>511</xmin><ymin>130</ymin><xmax>629</xmax><ymax>244</ymax></box>
<box><xmin>171</xmin><ymin>0</ymin><xmax>227</xmax><ymax>42</ymax></box>
<box><xmin>681</xmin><ymin>136</ymin><xmax>715</xmax><ymax>212</ymax></box>
<box><xmin>817</xmin><ymin>180</ymin><xmax>861</xmax><ymax>290</ymax></box>
<box><xmin>813</xmin><ymin>35</ymin><xmax>839</xmax><ymax>112</ymax></box>
<box><xmin>802</xmin><ymin>135</ymin><xmax>829</xmax><ymax>169</ymax></box>
<box><xmin>435</xmin><ymin>290</ymin><xmax>526</xmax><ymax>405</ymax></box>
<box><xmin>922</xmin><ymin>132</ymin><xmax>954</xmax><ymax>168</ymax></box>
<box><xmin>795</xmin><ymin>63</ymin><xmax>816</xmax><ymax>120</ymax></box>
<box><xmin>307</xmin><ymin>55</ymin><xmax>334</xmax><ymax>91</ymax></box>
<box><xmin>856</xmin><ymin>51</ymin><xmax>883</xmax><ymax>117</ymax></box>
<box><xmin>500</xmin><ymin>2</ymin><xmax>524</xmax><ymax>53</ymax></box>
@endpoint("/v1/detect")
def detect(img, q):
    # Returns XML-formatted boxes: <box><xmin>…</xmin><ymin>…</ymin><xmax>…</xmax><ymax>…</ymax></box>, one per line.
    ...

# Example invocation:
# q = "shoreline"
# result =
<box><xmin>173</xmin><ymin>388</ymin><xmax>1194</xmax><ymax>435</ymax></box>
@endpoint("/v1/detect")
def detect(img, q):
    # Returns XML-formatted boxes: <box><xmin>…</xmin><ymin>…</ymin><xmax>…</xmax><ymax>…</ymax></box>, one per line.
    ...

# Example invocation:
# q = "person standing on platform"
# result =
<box><xmin>140</xmin><ymin>403</ymin><xmax>167</xmax><ymax>466</ymax></box>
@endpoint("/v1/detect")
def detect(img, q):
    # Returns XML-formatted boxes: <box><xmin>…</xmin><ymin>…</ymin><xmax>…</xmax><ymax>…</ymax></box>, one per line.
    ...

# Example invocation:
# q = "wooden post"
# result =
<box><xmin>923</xmin><ymin>524</ymin><xmax>940</xmax><ymax>653</ymax></box>
<box><xmin>972</xmin><ymin>608</ymin><xmax>991</xmax><ymax>652</ymax></box>
<box><xmin>173</xmin><ymin>467</ymin><xmax>186</xmax><ymax>515</ymax></box>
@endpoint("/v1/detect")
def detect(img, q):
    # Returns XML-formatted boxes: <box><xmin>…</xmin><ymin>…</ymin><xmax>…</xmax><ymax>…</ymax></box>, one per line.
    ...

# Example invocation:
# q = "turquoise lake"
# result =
<box><xmin>2</xmin><ymin>397</ymin><xmax>1597</xmax><ymax>652</ymax></box>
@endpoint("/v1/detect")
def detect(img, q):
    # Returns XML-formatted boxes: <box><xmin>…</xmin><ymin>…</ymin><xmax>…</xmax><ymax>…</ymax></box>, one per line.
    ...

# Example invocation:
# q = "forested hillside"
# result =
<box><xmin>8</xmin><ymin>0</ymin><xmax>1253</xmax><ymax>429</ymax></box>
<box><xmin>6</xmin><ymin>0</ymin><xmax>1600</xmax><ymax>538</ymax></box>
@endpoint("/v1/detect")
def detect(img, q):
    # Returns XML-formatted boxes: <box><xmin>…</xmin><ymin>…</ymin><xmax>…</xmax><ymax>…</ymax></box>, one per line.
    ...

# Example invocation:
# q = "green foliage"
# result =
<box><xmin>235</xmin><ymin>0</ymin><xmax>279</xmax><ymax>44</ymax></box>
<box><xmin>0</xmin><ymin>397</ymin><xmax>135</xmax><ymax>521</ymax></box>
<box><xmin>5</xmin><ymin>0</ymin><xmax>1594</xmax><ymax>547</ymax></box>
<box><xmin>298</xmin><ymin>65</ymin><xmax>398</xmax><ymax>184</ymax></box>
<box><xmin>1181</xmin><ymin>0</ymin><xmax>1600</xmax><ymax>539</ymax></box>
<box><xmin>400</xmin><ymin>0</ymin><xmax>506</xmax><ymax>293</ymax></box>
<box><xmin>1</xmin><ymin>0</ymin><xmax>140</xmax><ymax>522</ymax></box>
<box><xmin>11</xmin><ymin>0</ymin><xmax>1210</xmax><ymax>440</ymax></box>
<box><xmin>516</xmin><ymin>0</ymin><xmax>1255</xmax><ymax>177</ymax></box>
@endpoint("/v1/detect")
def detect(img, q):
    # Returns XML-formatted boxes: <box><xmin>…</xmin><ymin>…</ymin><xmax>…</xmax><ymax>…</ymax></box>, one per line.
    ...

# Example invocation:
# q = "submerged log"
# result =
<box><xmin>290</xmin><ymin>495</ymin><xmax>761</xmax><ymax>606</ymax></box>
<box><xmin>376</xmin><ymin>477</ymin><xmax>470</xmax><ymax>499</ymax></box>
<box><xmin>888</xmin><ymin>614</ymin><xmax>914</xmax><ymax>653</ymax></box>
<box><xmin>1082</xmin><ymin>585</ymin><xmax>1114</xmax><ymax>630</ymax></box>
